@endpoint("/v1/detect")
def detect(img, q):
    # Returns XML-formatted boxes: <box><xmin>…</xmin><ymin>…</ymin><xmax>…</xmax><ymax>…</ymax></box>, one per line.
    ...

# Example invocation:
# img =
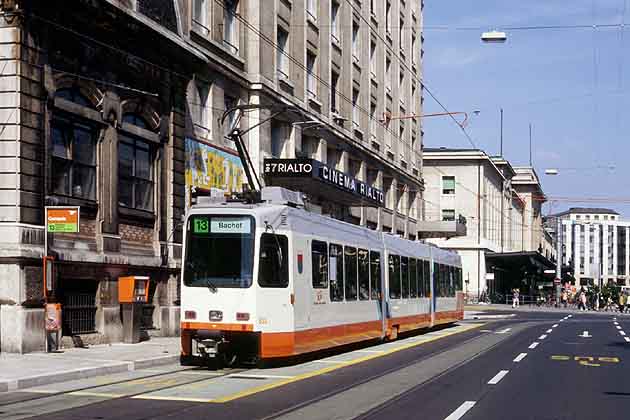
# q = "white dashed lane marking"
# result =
<box><xmin>552</xmin><ymin>324</ymin><xmax>559</xmax><ymax>328</ymax></box>
<box><xmin>625</xmin><ymin>337</ymin><xmax>630</xmax><ymax>342</ymax></box>
<box><xmin>538</xmin><ymin>334</ymin><xmax>548</xmax><ymax>340</ymax></box>
<box><xmin>513</xmin><ymin>353</ymin><xmax>528</xmax><ymax>362</ymax></box>
<box><xmin>546</xmin><ymin>329</ymin><xmax>553</xmax><ymax>333</ymax></box>
<box><xmin>620</xmin><ymin>331</ymin><xmax>626</xmax><ymax>336</ymax></box>
<box><xmin>444</xmin><ymin>401</ymin><xmax>476</xmax><ymax>420</ymax></box>
<box><xmin>528</xmin><ymin>342</ymin><xmax>539</xmax><ymax>349</ymax></box>
<box><xmin>487</xmin><ymin>370</ymin><xmax>510</xmax><ymax>385</ymax></box>
<box><xmin>617</xmin><ymin>326</ymin><xmax>622</xmax><ymax>330</ymax></box>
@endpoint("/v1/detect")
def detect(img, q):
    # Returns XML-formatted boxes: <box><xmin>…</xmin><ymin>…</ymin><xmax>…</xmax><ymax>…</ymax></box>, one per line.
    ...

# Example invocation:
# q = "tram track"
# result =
<box><xmin>0</xmin><ymin>365</ymin><xmax>247</xmax><ymax>410</ymax></box>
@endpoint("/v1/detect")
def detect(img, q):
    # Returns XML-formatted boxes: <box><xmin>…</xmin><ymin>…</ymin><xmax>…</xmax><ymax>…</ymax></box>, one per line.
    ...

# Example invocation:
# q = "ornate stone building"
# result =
<box><xmin>0</xmin><ymin>0</ymin><xmax>425</xmax><ymax>352</ymax></box>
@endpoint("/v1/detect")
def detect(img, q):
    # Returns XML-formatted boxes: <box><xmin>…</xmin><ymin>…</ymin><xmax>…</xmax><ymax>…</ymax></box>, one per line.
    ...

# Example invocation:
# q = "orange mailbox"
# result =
<box><xmin>118</xmin><ymin>276</ymin><xmax>150</xmax><ymax>303</ymax></box>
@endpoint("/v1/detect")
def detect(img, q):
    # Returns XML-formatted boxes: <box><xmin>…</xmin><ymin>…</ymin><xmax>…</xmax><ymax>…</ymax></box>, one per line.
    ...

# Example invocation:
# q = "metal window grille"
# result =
<box><xmin>62</xmin><ymin>293</ymin><xmax>97</xmax><ymax>335</ymax></box>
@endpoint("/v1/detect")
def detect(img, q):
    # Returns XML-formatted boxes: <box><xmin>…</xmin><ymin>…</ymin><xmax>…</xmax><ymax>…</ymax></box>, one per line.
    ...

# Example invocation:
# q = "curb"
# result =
<box><xmin>0</xmin><ymin>354</ymin><xmax>180</xmax><ymax>393</ymax></box>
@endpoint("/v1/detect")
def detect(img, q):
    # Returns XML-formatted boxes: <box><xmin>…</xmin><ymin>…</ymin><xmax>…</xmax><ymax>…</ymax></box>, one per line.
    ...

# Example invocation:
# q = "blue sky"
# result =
<box><xmin>422</xmin><ymin>1</ymin><xmax>630</xmax><ymax>216</ymax></box>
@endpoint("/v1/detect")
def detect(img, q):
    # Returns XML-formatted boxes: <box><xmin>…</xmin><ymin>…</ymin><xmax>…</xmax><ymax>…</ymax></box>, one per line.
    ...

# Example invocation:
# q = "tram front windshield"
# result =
<box><xmin>184</xmin><ymin>215</ymin><xmax>255</xmax><ymax>288</ymax></box>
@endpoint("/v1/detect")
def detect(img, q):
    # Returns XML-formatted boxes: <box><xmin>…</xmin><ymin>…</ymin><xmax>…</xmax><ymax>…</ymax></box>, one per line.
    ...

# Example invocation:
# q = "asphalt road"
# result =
<box><xmin>1</xmin><ymin>310</ymin><xmax>627</xmax><ymax>420</ymax></box>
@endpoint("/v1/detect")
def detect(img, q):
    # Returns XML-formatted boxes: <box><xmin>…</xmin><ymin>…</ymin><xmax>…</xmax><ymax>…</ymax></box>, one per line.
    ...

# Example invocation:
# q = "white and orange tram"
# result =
<box><xmin>180</xmin><ymin>188</ymin><xmax>464</xmax><ymax>366</ymax></box>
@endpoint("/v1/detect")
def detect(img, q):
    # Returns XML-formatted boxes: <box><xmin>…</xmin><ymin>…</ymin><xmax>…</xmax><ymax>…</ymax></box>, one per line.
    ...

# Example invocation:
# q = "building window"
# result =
<box><xmin>370</xmin><ymin>40</ymin><xmax>377</xmax><ymax>76</ymax></box>
<box><xmin>370</xmin><ymin>102</ymin><xmax>377</xmax><ymax>138</ymax></box>
<box><xmin>442</xmin><ymin>176</ymin><xmax>455</xmax><ymax>195</ymax></box>
<box><xmin>352</xmin><ymin>21</ymin><xmax>360</xmax><ymax>62</ymax></box>
<box><xmin>307</xmin><ymin>0</ymin><xmax>317</xmax><ymax>21</ymax></box>
<box><xmin>224</xmin><ymin>94</ymin><xmax>238</xmax><ymax>133</ymax></box>
<box><xmin>442</xmin><ymin>209</ymin><xmax>456</xmax><ymax>222</ymax></box>
<box><xmin>277</xmin><ymin>27</ymin><xmax>289</xmax><ymax>79</ymax></box>
<box><xmin>399</xmin><ymin>71</ymin><xmax>404</xmax><ymax>92</ymax></box>
<box><xmin>385</xmin><ymin>1</ymin><xmax>392</xmax><ymax>35</ymax></box>
<box><xmin>331</xmin><ymin>70</ymin><xmax>339</xmax><ymax>113</ymax></box>
<box><xmin>307</xmin><ymin>50</ymin><xmax>317</xmax><ymax>97</ymax></box>
<box><xmin>189</xmin><ymin>81</ymin><xmax>211</xmax><ymax>137</ymax></box>
<box><xmin>411</xmin><ymin>34</ymin><xmax>417</xmax><ymax>65</ymax></box>
<box><xmin>192</xmin><ymin>0</ymin><xmax>208</xmax><ymax>34</ymax></box>
<box><xmin>51</xmin><ymin>118</ymin><xmax>97</xmax><ymax>201</ymax></box>
<box><xmin>119</xmin><ymin>117</ymin><xmax>154</xmax><ymax>212</ymax></box>
<box><xmin>399</xmin><ymin>17</ymin><xmax>405</xmax><ymax>51</ymax></box>
<box><xmin>223</xmin><ymin>0</ymin><xmax>239</xmax><ymax>53</ymax></box>
<box><xmin>331</xmin><ymin>1</ymin><xmax>340</xmax><ymax>43</ymax></box>
<box><xmin>385</xmin><ymin>57</ymin><xmax>392</xmax><ymax>93</ymax></box>
<box><xmin>352</xmin><ymin>88</ymin><xmax>360</xmax><ymax>128</ymax></box>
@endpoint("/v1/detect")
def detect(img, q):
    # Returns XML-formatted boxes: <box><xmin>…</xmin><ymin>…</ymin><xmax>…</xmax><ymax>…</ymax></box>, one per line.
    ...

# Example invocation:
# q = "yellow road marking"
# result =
<box><xmin>551</xmin><ymin>355</ymin><xmax>570</xmax><ymax>361</ymax></box>
<box><xmin>598</xmin><ymin>357</ymin><xmax>620</xmax><ymax>363</ymax></box>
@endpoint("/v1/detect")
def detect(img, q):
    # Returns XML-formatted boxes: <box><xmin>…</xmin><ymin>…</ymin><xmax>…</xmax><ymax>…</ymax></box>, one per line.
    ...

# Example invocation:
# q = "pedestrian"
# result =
<box><xmin>580</xmin><ymin>292</ymin><xmax>587</xmax><ymax>311</ymax></box>
<box><xmin>512</xmin><ymin>288</ymin><xmax>520</xmax><ymax>308</ymax></box>
<box><xmin>625</xmin><ymin>293</ymin><xmax>630</xmax><ymax>314</ymax></box>
<box><xmin>562</xmin><ymin>289</ymin><xmax>568</xmax><ymax>308</ymax></box>
<box><xmin>619</xmin><ymin>294</ymin><xmax>626</xmax><ymax>313</ymax></box>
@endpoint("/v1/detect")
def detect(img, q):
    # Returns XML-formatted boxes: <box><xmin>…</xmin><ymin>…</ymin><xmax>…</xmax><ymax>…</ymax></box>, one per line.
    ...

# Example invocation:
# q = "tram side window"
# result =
<box><xmin>409</xmin><ymin>258</ymin><xmax>418</xmax><ymax>298</ymax></box>
<box><xmin>311</xmin><ymin>240</ymin><xmax>328</xmax><ymax>289</ymax></box>
<box><xmin>417</xmin><ymin>259</ymin><xmax>424</xmax><ymax>297</ymax></box>
<box><xmin>358</xmin><ymin>249</ymin><xmax>370</xmax><ymax>301</ymax></box>
<box><xmin>401</xmin><ymin>256</ymin><xmax>409</xmax><ymax>299</ymax></box>
<box><xmin>345</xmin><ymin>246</ymin><xmax>358</xmax><ymax>301</ymax></box>
<box><xmin>422</xmin><ymin>261</ymin><xmax>435</xmax><ymax>296</ymax></box>
<box><xmin>434</xmin><ymin>263</ymin><xmax>441</xmax><ymax>297</ymax></box>
<box><xmin>258</xmin><ymin>234</ymin><xmax>289</xmax><ymax>288</ymax></box>
<box><xmin>389</xmin><ymin>254</ymin><xmax>401</xmax><ymax>299</ymax></box>
<box><xmin>457</xmin><ymin>267</ymin><xmax>463</xmax><ymax>291</ymax></box>
<box><xmin>329</xmin><ymin>244</ymin><xmax>344</xmax><ymax>301</ymax></box>
<box><xmin>441</xmin><ymin>264</ymin><xmax>448</xmax><ymax>297</ymax></box>
<box><xmin>448</xmin><ymin>266</ymin><xmax>455</xmax><ymax>297</ymax></box>
<box><xmin>370</xmin><ymin>251</ymin><xmax>382</xmax><ymax>300</ymax></box>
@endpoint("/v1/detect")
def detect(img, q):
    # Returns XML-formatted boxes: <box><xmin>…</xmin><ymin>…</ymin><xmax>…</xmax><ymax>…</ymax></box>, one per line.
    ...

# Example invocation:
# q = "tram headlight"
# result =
<box><xmin>209</xmin><ymin>310</ymin><xmax>223</xmax><ymax>321</ymax></box>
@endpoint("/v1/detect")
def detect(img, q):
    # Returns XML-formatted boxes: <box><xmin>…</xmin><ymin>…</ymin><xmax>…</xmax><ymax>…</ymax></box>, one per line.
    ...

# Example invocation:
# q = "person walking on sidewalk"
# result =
<box><xmin>561</xmin><ymin>289</ymin><xmax>568</xmax><ymax>308</ymax></box>
<box><xmin>580</xmin><ymin>291</ymin><xmax>587</xmax><ymax>311</ymax></box>
<box><xmin>512</xmin><ymin>289</ymin><xmax>520</xmax><ymax>308</ymax></box>
<box><xmin>619</xmin><ymin>293</ymin><xmax>626</xmax><ymax>313</ymax></box>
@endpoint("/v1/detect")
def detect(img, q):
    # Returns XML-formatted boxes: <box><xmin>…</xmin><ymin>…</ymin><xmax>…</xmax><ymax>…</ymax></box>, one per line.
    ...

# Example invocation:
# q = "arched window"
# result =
<box><xmin>119</xmin><ymin>114</ymin><xmax>154</xmax><ymax>211</ymax></box>
<box><xmin>55</xmin><ymin>88</ymin><xmax>95</xmax><ymax>109</ymax></box>
<box><xmin>50</xmin><ymin>88</ymin><xmax>98</xmax><ymax>200</ymax></box>
<box><xmin>122</xmin><ymin>113</ymin><xmax>149</xmax><ymax>129</ymax></box>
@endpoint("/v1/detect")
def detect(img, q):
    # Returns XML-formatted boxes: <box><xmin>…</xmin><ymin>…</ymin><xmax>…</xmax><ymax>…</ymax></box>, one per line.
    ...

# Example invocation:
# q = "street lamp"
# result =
<box><xmin>481</xmin><ymin>30</ymin><xmax>507</xmax><ymax>43</ymax></box>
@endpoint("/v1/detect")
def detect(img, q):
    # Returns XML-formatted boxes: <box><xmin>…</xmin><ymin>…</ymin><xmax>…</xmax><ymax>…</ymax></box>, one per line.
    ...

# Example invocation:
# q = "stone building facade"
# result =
<box><xmin>422</xmin><ymin>148</ymin><xmax>555</xmax><ymax>300</ymax></box>
<box><xmin>0</xmin><ymin>0</ymin><xmax>426</xmax><ymax>352</ymax></box>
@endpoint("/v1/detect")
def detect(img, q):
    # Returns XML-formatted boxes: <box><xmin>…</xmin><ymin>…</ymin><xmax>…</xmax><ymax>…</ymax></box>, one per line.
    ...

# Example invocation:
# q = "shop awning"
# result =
<box><xmin>486</xmin><ymin>251</ymin><xmax>556</xmax><ymax>276</ymax></box>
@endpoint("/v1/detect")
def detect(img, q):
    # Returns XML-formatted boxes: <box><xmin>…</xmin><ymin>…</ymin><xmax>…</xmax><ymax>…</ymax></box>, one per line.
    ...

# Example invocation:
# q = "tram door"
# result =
<box><xmin>293</xmin><ymin>236</ymin><xmax>310</xmax><ymax>329</ymax></box>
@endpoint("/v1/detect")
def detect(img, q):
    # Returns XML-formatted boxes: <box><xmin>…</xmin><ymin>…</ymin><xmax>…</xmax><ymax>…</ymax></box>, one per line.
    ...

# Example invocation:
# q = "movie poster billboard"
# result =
<box><xmin>185</xmin><ymin>137</ymin><xmax>244</xmax><ymax>195</ymax></box>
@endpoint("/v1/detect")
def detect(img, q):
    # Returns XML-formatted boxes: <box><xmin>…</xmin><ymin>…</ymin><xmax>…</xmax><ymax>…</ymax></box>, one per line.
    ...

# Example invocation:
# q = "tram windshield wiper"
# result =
<box><xmin>206</xmin><ymin>278</ymin><xmax>218</xmax><ymax>293</ymax></box>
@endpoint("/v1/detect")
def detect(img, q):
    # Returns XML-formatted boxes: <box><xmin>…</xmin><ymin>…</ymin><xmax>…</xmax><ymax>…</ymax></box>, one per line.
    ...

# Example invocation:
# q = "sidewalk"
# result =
<box><xmin>0</xmin><ymin>337</ymin><xmax>180</xmax><ymax>393</ymax></box>
<box><xmin>465</xmin><ymin>303</ymin><xmax>630</xmax><ymax>316</ymax></box>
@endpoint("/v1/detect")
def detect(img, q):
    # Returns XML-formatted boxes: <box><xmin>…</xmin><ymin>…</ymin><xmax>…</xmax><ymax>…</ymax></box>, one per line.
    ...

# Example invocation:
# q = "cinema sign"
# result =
<box><xmin>263</xmin><ymin>158</ymin><xmax>385</xmax><ymax>207</ymax></box>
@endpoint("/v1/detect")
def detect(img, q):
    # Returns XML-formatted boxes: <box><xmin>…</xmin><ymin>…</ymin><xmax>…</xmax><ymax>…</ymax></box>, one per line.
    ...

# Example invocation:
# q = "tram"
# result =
<box><xmin>180</xmin><ymin>187</ymin><xmax>464</xmax><ymax>366</ymax></box>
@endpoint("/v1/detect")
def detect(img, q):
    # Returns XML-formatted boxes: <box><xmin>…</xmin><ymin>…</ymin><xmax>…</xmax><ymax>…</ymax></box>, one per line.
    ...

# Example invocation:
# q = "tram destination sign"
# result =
<box><xmin>263</xmin><ymin>158</ymin><xmax>385</xmax><ymax>207</ymax></box>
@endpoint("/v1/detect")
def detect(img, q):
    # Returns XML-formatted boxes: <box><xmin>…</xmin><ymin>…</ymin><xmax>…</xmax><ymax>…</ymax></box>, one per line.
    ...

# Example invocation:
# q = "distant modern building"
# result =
<box><xmin>422</xmin><ymin>148</ymin><xmax>555</xmax><ymax>300</ymax></box>
<box><xmin>549</xmin><ymin>208</ymin><xmax>629</xmax><ymax>287</ymax></box>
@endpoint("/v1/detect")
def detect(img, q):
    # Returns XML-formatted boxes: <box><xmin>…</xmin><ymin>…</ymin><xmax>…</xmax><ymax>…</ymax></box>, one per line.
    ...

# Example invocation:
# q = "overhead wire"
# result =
<box><xmin>31</xmin><ymin>5</ymin><xmax>538</xmax><ymax>226</ymax></box>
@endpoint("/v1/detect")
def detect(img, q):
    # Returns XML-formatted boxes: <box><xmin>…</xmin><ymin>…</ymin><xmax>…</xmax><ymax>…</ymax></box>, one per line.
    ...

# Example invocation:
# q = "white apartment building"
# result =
<box><xmin>552</xmin><ymin>208</ymin><xmax>629</xmax><ymax>286</ymax></box>
<box><xmin>421</xmin><ymin>148</ymin><xmax>555</xmax><ymax>299</ymax></box>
